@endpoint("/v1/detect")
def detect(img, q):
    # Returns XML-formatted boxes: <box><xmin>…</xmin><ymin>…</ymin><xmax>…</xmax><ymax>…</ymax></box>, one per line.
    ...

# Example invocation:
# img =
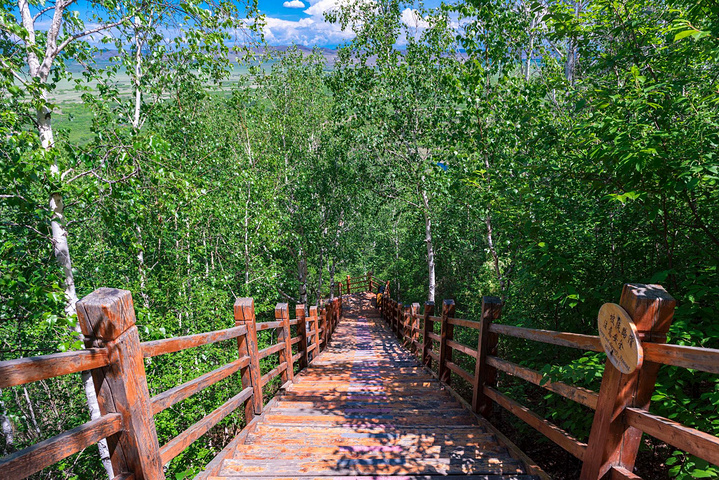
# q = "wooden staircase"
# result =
<box><xmin>207</xmin><ymin>294</ymin><xmax>540</xmax><ymax>480</ymax></box>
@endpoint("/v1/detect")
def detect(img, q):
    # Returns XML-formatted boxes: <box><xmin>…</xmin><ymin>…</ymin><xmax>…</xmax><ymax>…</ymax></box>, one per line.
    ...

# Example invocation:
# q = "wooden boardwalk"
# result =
<box><xmin>205</xmin><ymin>293</ymin><xmax>541</xmax><ymax>480</ymax></box>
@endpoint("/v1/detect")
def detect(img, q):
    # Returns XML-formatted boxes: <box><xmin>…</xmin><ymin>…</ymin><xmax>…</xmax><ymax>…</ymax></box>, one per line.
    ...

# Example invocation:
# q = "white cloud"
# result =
<box><xmin>282</xmin><ymin>0</ymin><xmax>305</xmax><ymax>8</ymax></box>
<box><xmin>261</xmin><ymin>0</ymin><xmax>360</xmax><ymax>46</ymax></box>
<box><xmin>401</xmin><ymin>8</ymin><xmax>429</xmax><ymax>29</ymax></box>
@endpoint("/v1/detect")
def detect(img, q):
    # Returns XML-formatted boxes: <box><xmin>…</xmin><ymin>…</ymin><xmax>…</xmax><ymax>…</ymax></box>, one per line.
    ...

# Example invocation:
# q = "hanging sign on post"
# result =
<box><xmin>598</xmin><ymin>303</ymin><xmax>643</xmax><ymax>374</ymax></box>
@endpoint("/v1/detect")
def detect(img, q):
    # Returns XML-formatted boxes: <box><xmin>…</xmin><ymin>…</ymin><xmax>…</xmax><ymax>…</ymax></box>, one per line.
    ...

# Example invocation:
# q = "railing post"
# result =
<box><xmin>438</xmin><ymin>299</ymin><xmax>455</xmax><ymax>384</ymax></box>
<box><xmin>402</xmin><ymin>305</ymin><xmax>411</xmax><ymax>345</ymax></box>
<box><xmin>422</xmin><ymin>302</ymin><xmax>435</xmax><ymax>367</ymax></box>
<box><xmin>367</xmin><ymin>272</ymin><xmax>372</xmax><ymax>292</ymax></box>
<box><xmin>472</xmin><ymin>296</ymin><xmax>502</xmax><ymax>416</ymax></box>
<box><xmin>346</xmin><ymin>275</ymin><xmax>351</xmax><ymax>294</ymax></box>
<box><xmin>234</xmin><ymin>297</ymin><xmax>263</xmax><ymax>421</ymax></box>
<box><xmin>580</xmin><ymin>284</ymin><xmax>676</xmax><ymax>480</ymax></box>
<box><xmin>411</xmin><ymin>303</ymin><xmax>420</xmax><ymax>353</ymax></box>
<box><xmin>296</xmin><ymin>304</ymin><xmax>308</xmax><ymax>370</ymax></box>
<box><xmin>310</xmin><ymin>306</ymin><xmax>320</xmax><ymax>362</ymax></box>
<box><xmin>276</xmin><ymin>303</ymin><xmax>294</xmax><ymax>384</ymax></box>
<box><xmin>338</xmin><ymin>282</ymin><xmax>342</xmax><ymax>297</ymax></box>
<box><xmin>395</xmin><ymin>302</ymin><xmax>403</xmax><ymax>337</ymax></box>
<box><xmin>320</xmin><ymin>306</ymin><xmax>328</xmax><ymax>350</ymax></box>
<box><xmin>76</xmin><ymin>288</ymin><xmax>164</xmax><ymax>480</ymax></box>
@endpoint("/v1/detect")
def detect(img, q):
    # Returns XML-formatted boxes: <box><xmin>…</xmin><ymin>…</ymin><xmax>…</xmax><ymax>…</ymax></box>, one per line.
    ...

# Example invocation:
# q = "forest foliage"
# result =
<box><xmin>1</xmin><ymin>0</ymin><xmax>718</xmax><ymax>478</ymax></box>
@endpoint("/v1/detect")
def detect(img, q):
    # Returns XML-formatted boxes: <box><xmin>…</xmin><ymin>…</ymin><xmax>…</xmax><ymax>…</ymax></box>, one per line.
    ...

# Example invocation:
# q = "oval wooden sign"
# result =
<box><xmin>598</xmin><ymin>303</ymin><xmax>643</xmax><ymax>374</ymax></box>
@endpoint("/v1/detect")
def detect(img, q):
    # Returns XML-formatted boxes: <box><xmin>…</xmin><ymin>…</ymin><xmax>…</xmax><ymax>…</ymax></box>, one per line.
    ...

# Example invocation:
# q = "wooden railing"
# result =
<box><xmin>380</xmin><ymin>283</ymin><xmax>719</xmax><ymax>480</ymax></box>
<box><xmin>335</xmin><ymin>272</ymin><xmax>383</xmax><ymax>296</ymax></box>
<box><xmin>0</xmin><ymin>288</ymin><xmax>342</xmax><ymax>480</ymax></box>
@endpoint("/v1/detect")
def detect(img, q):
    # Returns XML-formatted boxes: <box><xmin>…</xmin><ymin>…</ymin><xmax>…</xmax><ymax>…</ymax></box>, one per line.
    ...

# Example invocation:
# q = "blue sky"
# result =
<box><xmin>256</xmin><ymin>0</ymin><xmax>445</xmax><ymax>47</ymax></box>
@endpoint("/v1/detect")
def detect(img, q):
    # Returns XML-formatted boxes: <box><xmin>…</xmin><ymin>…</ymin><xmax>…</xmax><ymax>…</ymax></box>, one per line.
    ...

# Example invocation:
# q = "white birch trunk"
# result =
<box><xmin>421</xmin><ymin>189</ymin><xmax>436</xmax><ymax>303</ymax></box>
<box><xmin>0</xmin><ymin>389</ymin><xmax>14</xmax><ymax>450</ymax></box>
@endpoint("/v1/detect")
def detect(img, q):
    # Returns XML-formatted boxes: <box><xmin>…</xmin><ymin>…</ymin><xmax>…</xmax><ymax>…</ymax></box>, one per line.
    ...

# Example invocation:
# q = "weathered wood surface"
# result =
<box><xmin>0</xmin><ymin>348</ymin><xmax>110</xmax><ymax>388</ymax></box>
<box><xmin>0</xmin><ymin>413</ymin><xmax>122</xmax><ymax>480</ymax></box>
<box><xmin>76</xmin><ymin>288</ymin><xmax>164</xmax><ymax>480</ymax></box>
<box><xmin>142</xmin><ymin>325</ymin><xmax>247</xmax><ymax>358</ymax></box>
<box><xmin>205</xmin><ymin>293</ymin><xmax>541</xmax><ymax>480</ymax></box>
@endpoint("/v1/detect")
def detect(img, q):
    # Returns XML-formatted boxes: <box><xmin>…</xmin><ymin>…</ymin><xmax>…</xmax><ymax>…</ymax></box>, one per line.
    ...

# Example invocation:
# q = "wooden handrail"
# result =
<box><xmin>378</xmin><ymin>282</ymin><xmax>719</xmax><ymax>479</ymax></box>
<box><xmin>0</xmin><ymin>287</ymin><xmax>342</xmax><ymax>480</ymax></box>
<box><xmin>0</xmin><ymin>349</ymin><xmax>110</xmax><ymax>388</ymax></box>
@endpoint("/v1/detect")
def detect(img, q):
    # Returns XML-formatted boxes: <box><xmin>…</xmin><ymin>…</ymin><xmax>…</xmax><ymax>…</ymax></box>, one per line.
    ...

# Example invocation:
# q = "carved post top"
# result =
<box><xmin>295</xmin><ymin>304</ymin><xmax>306</xmax><ymax>318</ymax></box>
<box><xmin>442</xmin><ymin>299</ymin><xmax>455</xmax><ymax>316</ymax></box>
<box><xmin>481</xmin><ymin>296</ymin><xmax>503</xmax><ymax>322</ymax></box>
<box><xmin>411</xmin><ymin>303</ymin><xmax>420</xmax><ymax>314</ymax></box>
<box><xmin>620</xmin><ymin>284</ymin><xmax>676</xmax><ymax>339</ymax></box>
<box><xmin>275</xmin><ymin>303</ymin><xmax>289</xmax><ymax>320</ymax></box>
<box><xmin>234</xmin><ymin>297</ymin><xmax>256</xmax><ymax>324</ymax></box>
<box><xmin>309</xmin><ymin>306</ymin><xmax>318</xmax><ymax>316</ymax></box>
<box><xmin>403</xmin><ymin>305</ymin><xmax>411</xmax><ymax>312</ymax></box>
<box><xmin>424</xmin><ymin>301</ymin><xmax>435</xmax><ymax>314</ymax></box>
<box><xmin>77</xmin><ymin>288</ymin><xmax>136</xmax><ymax>341</ymax></box>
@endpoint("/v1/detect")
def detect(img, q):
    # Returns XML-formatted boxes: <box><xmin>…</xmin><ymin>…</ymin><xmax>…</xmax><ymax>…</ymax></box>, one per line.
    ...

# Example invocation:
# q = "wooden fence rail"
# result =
<box><xmin>379</xmin><ymin>282</ymin><xmax>719</xmax><ymax>480</ymax></box>
<box><xmin>0</xmin><ymin>288</ymin><xmax>343</xmax><ymax>480</ymax></box>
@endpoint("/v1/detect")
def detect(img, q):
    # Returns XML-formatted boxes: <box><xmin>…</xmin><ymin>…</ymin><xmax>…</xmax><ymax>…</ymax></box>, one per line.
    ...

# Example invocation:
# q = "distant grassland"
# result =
<box><xmin>52</xmin><ymin>62</ymin><xmax>253</xmax><ymax>144</ymax></box>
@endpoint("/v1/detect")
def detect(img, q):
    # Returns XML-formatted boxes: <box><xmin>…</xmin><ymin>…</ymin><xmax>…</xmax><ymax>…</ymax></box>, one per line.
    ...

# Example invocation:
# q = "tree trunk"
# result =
<box><xmin>0</xmin><ymin>389</ymin><xmax>14</xmax><ymax>451</ymax></box>
<box><xmin>329</xmin><ymin>260</ymin><xmax>336</xmax><ymax>300</ymax></box>
<box><xmin>317</xmin><ymin>249</ymin><xmax>324</xmax><ymax>306</ymax></box>
<box><xmin>421</xmin><ymin>189</ymin><xmax>436</xmax><ymax>303</ymax></box>
<box><xmin>298</xmin><ymin>252</ymin><xmax>308</xmax><ymax>304</ymax></box>
<box><xmin>50</xmin><ymin>193</ymin><xmax>115</xmax><ymax>479</ymax></box>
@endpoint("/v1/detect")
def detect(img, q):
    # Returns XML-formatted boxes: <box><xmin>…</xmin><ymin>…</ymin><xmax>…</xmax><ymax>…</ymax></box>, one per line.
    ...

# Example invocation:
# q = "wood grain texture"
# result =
<box><xmin>234</xmin><ymin>297</ymin><xmax>263</xmax><ymax>422</ymax></box>
<box><xmin>276</xmin><ymin>303</ymin><xmax>294</xmax><ymax>383</ymax></box>
<box><xmin>472</xmin><ymin>297</ymin><xmax>501</xmax><ymax>416</ymax></box>
<box><xmin>76</xmin><ymin>288</ymin><xmax>164</xmax><ymax>480</ymax></box>
<box><xmin>141</xmin><ymin>326</ymin><xmax>247</xmax><ymax>358</ymax></box>
<box><xmin>296</xmin><ymin>304</ymin><xmax>309</xmax><ymax>369</ymax></box>
<box><xmin>422</xmin><ymin>302</ymin><xmax>435</xmax><ymax>368</ymax></box>
<box><xmin>581</xmin><ymin>284</ymin><xmax>676</xmax><ymax>480</ymax></box>
<box><xmin>489</xmin><ymin>324</ymin><xmax>603</xmax><ymax>352</ymax></box>
<box><xmin>150</xmin><ymin>357</ymin><xmax>248</xmax><ymax>415</ymax></box>
<box><xmin>486</xmin><ymin>356</ymin><xmax>598</xmax><ymax>410</ymax></box>
<box><xmin>642</xmin><ymin>342</ymin><xmax>719</xmax><ymax>374</ymax></box>
<box><xmin>159</xmin><ymin>387</ymin><xmax>253</xmax><ymax>465</ymax></box>
<box><xmin>438</xmin><ymin>300</ymin><xmax>455</xmax><ymax>384</ymax></box>
<box><xmin>204</xmin><ymin>293</ymin><xmax>539</xmax><ymax>479</ymax></box>
<box><xmin>0</xmin><ymin>348</ymin><xmax>109</xmax><ymax>388</ymax></box>
<box><xmin>483</xmin><ymin>386</ymin><xmax>587</xmax><ymax>461</ymax></box>
<box><xmin>310</xmin><ymin>306</ymin><xmax>320</xmax><ymax>363</ymax></box>
<box><xmin>0</xmin><ymin>413</ymin><xmax>122</xmax><ymax>480</ymax></box>
<box><xmin>624</xmin><ymin>407</ymin><xmax>719</xmax><ymax>466</ymax></box>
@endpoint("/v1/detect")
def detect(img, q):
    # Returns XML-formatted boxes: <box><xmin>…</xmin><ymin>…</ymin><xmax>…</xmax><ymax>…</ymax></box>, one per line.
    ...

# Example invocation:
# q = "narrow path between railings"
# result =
<box><xmin>201</xmin><ymin>292</ymin><xmax>541</xmax><ymax>479</ymax></box>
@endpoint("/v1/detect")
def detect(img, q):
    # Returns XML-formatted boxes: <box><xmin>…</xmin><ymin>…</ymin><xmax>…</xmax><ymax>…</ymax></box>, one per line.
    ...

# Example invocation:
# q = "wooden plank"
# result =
<box><xmin>489</xmin><ymin>324</ymin><xmax>602</xmax><ymax>352</ymax></box>
<box><xmin>256</xmin><ymin>321</ymin><xmax>282</xmax><ymax>332</ymax></box>
<box><xmin>643</xmin><ymin>342</ymin><xmax>719</xmax><ymax>374</ymax></box>
<box><xmin>426</xmin><ymin>332</ymin><xmax>441</xmax><ymax>342</ymax></box>
<box><xmin>77</xmin><ymin>288</ymin><xmax>163</xmax><ymax>479</ymax></box>
<box><xmin>235</xmin><ymin>298</ymin><xmax>263</xmax><ymax>422</ymax></box>
<box><xmin>446</xmin><ymin>339</ymin><xmax>478</xmax><ymax>359</ymax></box>
<box><xmin>581</xmin><ymin>284</ymin><xmax>676</xmax><ymax>480</ymax></box>
<box><xmin>422</xmin><ymin>302</ymin><xmax>435</xmax><ymax>368</ymax></box>
<box><xmin>290</xmin><ymin>336</ymin><xmax>301</xmax><ymax>346</ymax></box>
<box><xmin>150</xmin><ymin>357</ymin><xmax>248</xmax><ymax>415</ymax></box>
<box><xmin>611</xmin><ymin>466</ymin><xmax>643</xmax><ymax>480</ymax></box>
<box><xmin>448</xmin><ymin>317</ymin><xmax>481</xmax><ymax>330</ymax></box>
<box><xmin>261</xmin><ymin>362</ymin><xmax>288</xmax><ymax>386</ymax></box>
<box><xmin>445</xmin><ymin>360</ymin><xmax>473</xmax><ymax>383</ymax></box>
<box><xmin>0</xmin><ymin>413</ymin><xmax>122</xmax><ymax>480</ymax></box>
<box><xmin>258</xmin><ymin>341</ymin><xmax>286</xmax><ymax>360</ymax></box>
<box><xmin>159</xmin><ymin>387</ymin><xmax>253</xmax><ymax>465</ymax></box>
<box><xmin>484</xmin><ymin>386</ymin><xmax>587</xmax><ymax>460</ymax></box>
<box><xmin>487</xmin><ymin>356</ymin><xmax>598</xmax><ymax>409</ymax></box>
<box><xmin>624</xmin><ymin>407</ymin><xmax>719</xmax><ymax>466</ymax></box>
<box><xmin>292</xmin><ymin>351</ymin><xmax>302</xmax><ymax>363</ymax></box>
<box><xmin>0</xmin><ymin>349</ymin><xmax>109</xmax><ymax>388</ymax></box>
<box><xmin>141</xmin><ymin>325</ymin><xmax>247</xmax><ymax>358</ymax></box>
